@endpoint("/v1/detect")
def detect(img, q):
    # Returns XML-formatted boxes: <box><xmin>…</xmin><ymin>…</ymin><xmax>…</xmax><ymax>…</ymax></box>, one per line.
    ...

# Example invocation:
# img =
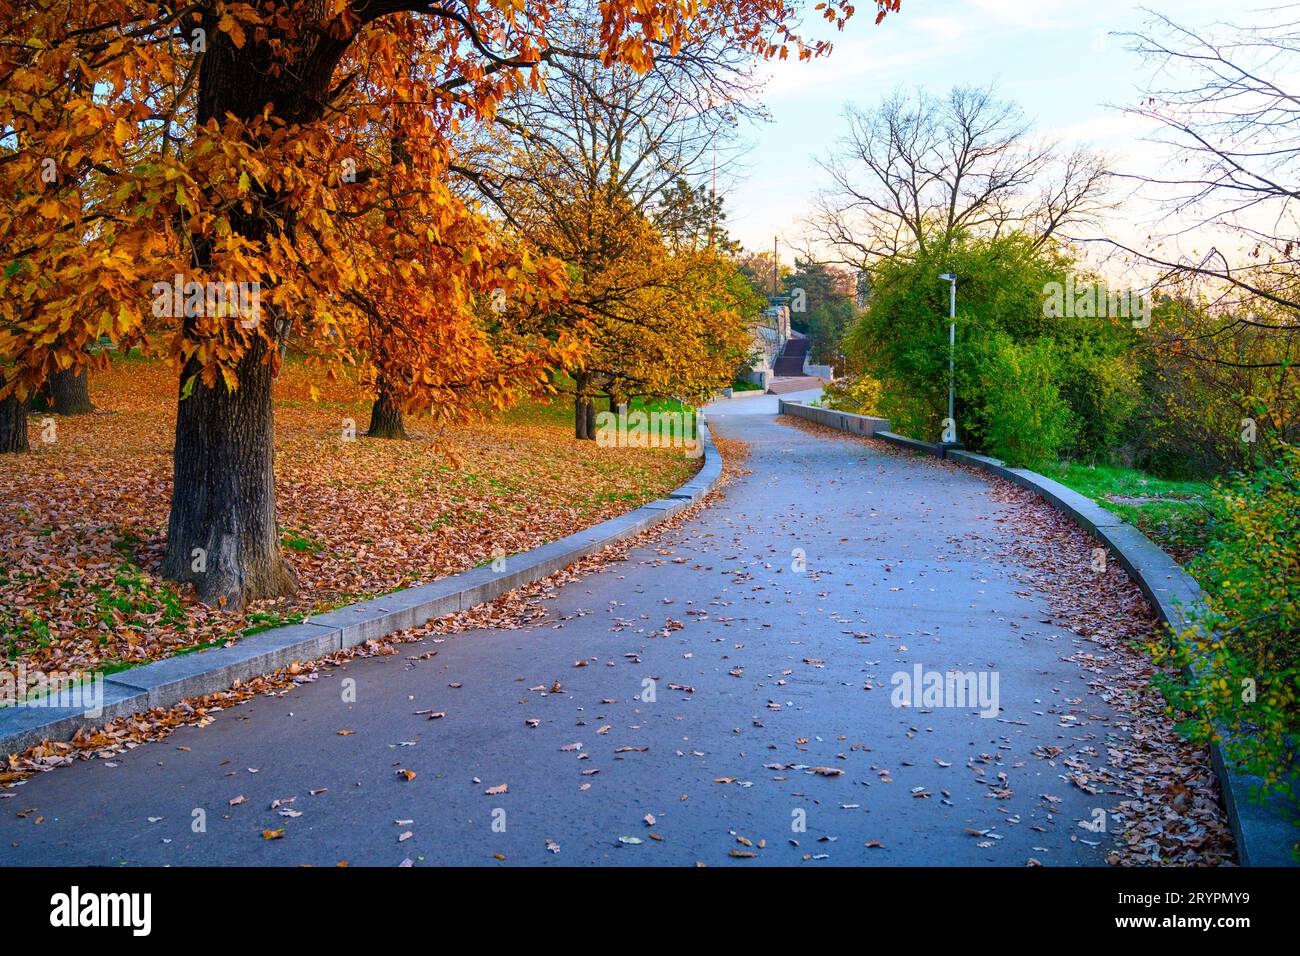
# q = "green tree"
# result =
<box><xmin>781</xmin><ymin>259</ymin><xmax>857</xmax><ymax>366</ymax></box>
<box><xmin>845</xmin><ymin>233</ymin><xmax>1139</xmax><ymax>460</ymax></box>
<box><xmin>976</xmin><ymin>335</ymin><xmax>1075</xmax><ymax>468</ymax></box>
<box><xmin>655</xmin><ymin>178</ymin><xmax>739</xmax><ymax>253</ymax></box>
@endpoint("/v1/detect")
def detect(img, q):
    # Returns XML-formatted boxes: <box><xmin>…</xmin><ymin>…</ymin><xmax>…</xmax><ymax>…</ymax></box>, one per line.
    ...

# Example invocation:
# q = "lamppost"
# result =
<box><xmin>938</xmin><ymin>273</ymin><xmax>957</xmax><ymax>445</ymax></box>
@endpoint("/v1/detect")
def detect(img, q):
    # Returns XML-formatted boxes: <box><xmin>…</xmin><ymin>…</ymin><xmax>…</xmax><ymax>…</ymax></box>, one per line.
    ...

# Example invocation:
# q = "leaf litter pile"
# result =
<box><xmin>780</xmin><ymin>415</ymin><xmax>1235</xmax><ymax>866</ymax></box>
<box><xmin>0</xmin><ymin>420</ymin><xmax>746</xmax><ymax>789</ymax></box>
<box><xmin>0</xmin><ymin>357</ymin><xmax>698</xmax><ymax>680</ymax></box>
<box><xmin>983</xmin><ymin>478</ymin><xmax>1234</xmax><ymax>866</ymax></box>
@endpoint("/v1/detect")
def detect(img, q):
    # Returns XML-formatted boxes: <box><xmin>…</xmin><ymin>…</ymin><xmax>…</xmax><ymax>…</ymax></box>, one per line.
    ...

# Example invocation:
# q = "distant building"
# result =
<box><xmin>739</xmin><ymin>299</ymin><xmax>791</xmax><ymax>390</ymax></box>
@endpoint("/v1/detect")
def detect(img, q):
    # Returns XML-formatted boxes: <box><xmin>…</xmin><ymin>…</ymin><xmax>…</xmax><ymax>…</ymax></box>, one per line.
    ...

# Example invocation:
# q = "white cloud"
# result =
<box><xmin>913</xmin><ymin>15</ymin><xmax>967</xmax><ymax>44</ymax></box>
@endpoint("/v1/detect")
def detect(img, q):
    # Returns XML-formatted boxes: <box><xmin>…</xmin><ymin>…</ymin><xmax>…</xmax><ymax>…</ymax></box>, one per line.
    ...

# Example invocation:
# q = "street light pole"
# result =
<box><xmin>938</xmin><ymin>273</ymin><xmax>957</xmax><ymax>444</ymax></box>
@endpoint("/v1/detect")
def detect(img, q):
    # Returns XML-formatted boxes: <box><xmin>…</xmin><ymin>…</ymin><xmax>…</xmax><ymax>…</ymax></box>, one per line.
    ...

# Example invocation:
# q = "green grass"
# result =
<box><xmin>280</xmin><ymin>529</ymin><xmax>323</xmax><ymax>554</ymax></box>
<box><xmin>497</xmin><ymin>390</ymin><xmax>699</xmax><ymax>438</ymax></box>
<box><xmin>1045</xmin><ymin>462</ymin><xmax>1217</xmax><ymax>563</ymax></box>
<box><xmin>241</xmin><ymin>609</ymin><xmax>308</xmax><ymax>635</ymax></box>
<box><xmin>87</xmin><ymin>568</ymin><xmax>188</xmax><ymax>635</ymax></box>
<box><xmin>1044</xmin><ymin>462</ymin><xmax>1211</xmax><ymax>501</ymax></box>
<box><xmin>0</xmin><ymin>607</ymin><xmax>52</xmax><ymax>660</ymax></box>
<box><xmin>496</xmin><ymin>393</ymin><xmax>574</xmax><ymax>429</ymax></box>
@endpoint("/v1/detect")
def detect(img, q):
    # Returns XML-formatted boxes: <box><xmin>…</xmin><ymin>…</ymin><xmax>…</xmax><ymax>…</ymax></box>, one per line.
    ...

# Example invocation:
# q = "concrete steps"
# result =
<box><xmin>773</xmin><ymin>336</ymin><xmax>810</xmax><ymax>376</ymax></box>
<box><xmin>767</xmin><ymin>375</ymin><xmax>825</xmax><ymax>394</ymax></box>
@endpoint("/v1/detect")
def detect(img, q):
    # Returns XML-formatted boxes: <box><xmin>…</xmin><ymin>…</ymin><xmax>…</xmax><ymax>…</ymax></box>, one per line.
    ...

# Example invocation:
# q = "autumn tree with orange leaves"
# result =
<box><xmin>0</xmin><ymin>0</ymin><xmax>900</xmax><ymax>610</ymax></box>
<box><xmin>458</xmin><ymin>7</ymin><xmax>774</xmax><ymax>435</ymax></box>
<box><xmin>515</xmin><ymin>185</ymin><xmax>758</xmax><ymax>437</ymax></box>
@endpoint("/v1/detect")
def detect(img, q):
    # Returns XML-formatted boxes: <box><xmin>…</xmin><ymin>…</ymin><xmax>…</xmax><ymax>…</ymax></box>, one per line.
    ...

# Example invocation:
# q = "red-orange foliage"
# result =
<box><xmin>0</xmin><ymin>1</ymin><xmax>900</xmax><ymax>607</ymax></box>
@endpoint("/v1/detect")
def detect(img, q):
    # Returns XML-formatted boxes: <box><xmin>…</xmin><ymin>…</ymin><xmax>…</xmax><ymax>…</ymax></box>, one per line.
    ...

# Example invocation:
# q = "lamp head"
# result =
<box><xmin>938</xmin><ymin>273</ymin><xmax>956</xmax><ymax>282</ymax></box>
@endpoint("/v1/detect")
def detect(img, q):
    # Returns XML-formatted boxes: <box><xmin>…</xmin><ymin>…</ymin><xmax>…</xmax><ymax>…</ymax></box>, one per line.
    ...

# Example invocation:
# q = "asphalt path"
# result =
<box><xmin>0</xmin><ymin>390</ymin><xmax>1116</xmax><ymax>866</ymax></box>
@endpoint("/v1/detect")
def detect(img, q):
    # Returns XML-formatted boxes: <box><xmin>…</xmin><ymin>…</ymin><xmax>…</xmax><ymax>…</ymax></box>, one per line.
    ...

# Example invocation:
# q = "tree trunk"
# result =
<box><xmin>0</xmin><ymin>395</ymin><xmax>28</xmax><ymax>453</ymax></box>
<box><xmin>574</xmin><ymin>394</ymin><xmax>591</xmax><ymax>440</ymax></box>
<box><xmin>574</xmin><ymin>372</ymin><xmax>595</xmax><ymax>440</ymax></box>
<box><xmin>366</xmin><ymin>381</ymin><xmax>408</xmax><ymax>439</ymax></box>
<box><xmin>161</xmin><ymin>338</ymin><xmax>296</xmax><ymax>609</ymax></box>
<box><xmin>32</xmin><ymin>366</ymin><xmax>94</xmax><ymax>415</ymax></box>
<box><xmin>158</xmin><ymin>15</ymin><xmax>352</xmax><ymax>608</ymax></box>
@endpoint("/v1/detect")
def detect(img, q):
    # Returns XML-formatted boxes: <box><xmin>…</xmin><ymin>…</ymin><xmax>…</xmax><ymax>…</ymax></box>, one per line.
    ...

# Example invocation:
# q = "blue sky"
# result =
<box><xmin>726</xmin><ymin>0</ymin><xmax>1235</xmax><ymax>261</ymax></box>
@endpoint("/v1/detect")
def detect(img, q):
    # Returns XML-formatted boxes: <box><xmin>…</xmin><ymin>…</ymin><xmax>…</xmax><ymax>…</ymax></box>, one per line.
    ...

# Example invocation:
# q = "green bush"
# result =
<box><xmin>815</xmin><ymin>374</ymin><xmax>883</xmax><ymax>415</ymax></box>
<box><xmin>844</xmin><ymin>233</ymin><xmax>1139</xmax><ymax>460</ymax></box>
<box><xmin>1153</xmin><ymin>445</ymin><xmax>1300</xmax><ymax>844</ymax></box>
<box><xmin>1056</xmin><ymin>339</ymin><xmax>1141</xmax><ymax>462</ymax></box>
<box><xmin>976</xmin><ymin>336</ymin><xmax>1075</xmax><ymax>468</ymax></box>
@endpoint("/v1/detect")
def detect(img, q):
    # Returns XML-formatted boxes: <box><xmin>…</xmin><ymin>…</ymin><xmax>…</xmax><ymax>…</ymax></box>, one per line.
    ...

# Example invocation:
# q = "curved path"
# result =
<box><xmin>0</xmin><ymin>390</ymin><xmax>1117</xmax><ymax>866</ymax></box>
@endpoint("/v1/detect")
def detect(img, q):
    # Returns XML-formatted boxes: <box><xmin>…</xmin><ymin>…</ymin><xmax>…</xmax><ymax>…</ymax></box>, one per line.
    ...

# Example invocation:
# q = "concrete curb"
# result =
<box><xmin>945</xmin><ymin>448</ymin><xmax>1298</xmax><ymax>867</ymax></box>
<box><xmin>1</xmin><ymin>421</ymin><xmax>725</xmax><ymax>758</ymax></box>
<box><xmin>777</xmin><ymin>399</ymin><xmax>949</xmax><ymax>456</ymax></box>
<box><xmin>944</xmin><ymin>450</ymin><xmax>1204</xmax><ymax>633</ymax></box>
<box><xmin>875</xmin><ymin>431</ymin><xmax>943</xmax><ymax>457</ymax></box>
<box><xmin>781</xmin><ymin>403</ymin><xmax>1299</xmax><ymax>866</ymax></box>
<box><xmin>776</xmin><ymin>399</ymin><xmax>890</xmax><ymax>438</ymax></box>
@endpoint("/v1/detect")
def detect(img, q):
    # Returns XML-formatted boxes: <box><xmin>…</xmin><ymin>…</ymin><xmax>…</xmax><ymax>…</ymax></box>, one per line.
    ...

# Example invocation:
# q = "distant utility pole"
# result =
<box><xmin>772</xmin><ymin>236</ymin><xmax>778</xmax><ymax>297</ymax></box>
<box><xmin>710</xmin><ymin>147</ymin><xmax>717</xmax><ymax>250</ymax></box>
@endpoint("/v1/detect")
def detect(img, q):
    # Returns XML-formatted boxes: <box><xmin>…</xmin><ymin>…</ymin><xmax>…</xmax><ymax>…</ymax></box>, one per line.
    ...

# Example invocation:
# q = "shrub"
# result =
<box><xmin>976</xmin><ymin>337</ymin><xmax>1076</xmax><ymax>468</ymax></box>
<box><xmin>1056</xmin><ymin>341</ymin><xmax>1141</xmax><ymax>462</ymax></box>
<box><xmin>1153</xmin><ymin>445</ymin><xmax>1300</xmax><ymax>844</ymax></box>
<box><xmin>816</xmin><ymin>374</ymin><xmax>883</xmax><ymax>415</ymax></box>
<box><xmin>845</xmin><ymin>233</ymin><xmax>1139</xmax><ymax>458</ymax></box>
<box><xmin>1132</xmin><ymin>296</ymin><xmax>1300</xmax><ymax>480</ymax></box>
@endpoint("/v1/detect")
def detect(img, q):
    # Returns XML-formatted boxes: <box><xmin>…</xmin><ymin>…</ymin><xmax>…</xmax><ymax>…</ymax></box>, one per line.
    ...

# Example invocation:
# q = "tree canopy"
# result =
<box><xmin>0</xmin><ymin>0</ymin><xmax>902</xmax><ymax>607</ymax></box>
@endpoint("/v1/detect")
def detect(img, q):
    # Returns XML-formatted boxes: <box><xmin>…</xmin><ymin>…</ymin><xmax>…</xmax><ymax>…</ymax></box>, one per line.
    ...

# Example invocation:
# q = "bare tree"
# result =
<box><xmin>453</xmin><ymin>8</ymin><xmax>764</xmax><ymax>223</ymax></box>
<box><xmin>450</xmin><ymin>6</ymin><xmax>764</xmax><ymax>437</ymax></box>
<box><xmin>805</xmin><ymin>84</ymin><xmax>1109</xmax><ymax>269</ymax></box>
<box><xmin>1105</xmin><ymin>10</ymin><xmax>1300</xmax><ymax>325</ymax></box>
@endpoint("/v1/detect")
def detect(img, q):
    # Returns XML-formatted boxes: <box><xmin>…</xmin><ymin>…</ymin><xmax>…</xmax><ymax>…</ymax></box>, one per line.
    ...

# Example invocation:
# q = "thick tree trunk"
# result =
<box><xmin>574</xmin><ymin>394</ymin><xmax>590</xmax><ymax>440</ymax></box>
<box><xmin>366</xmin><ymin>382</ymin><xmax>408</xmax><ymax>439</ymax></box>
<box><xmin>0</xmin><ymin>395</ymin><xmax>28</xmax><ymax>453</ymax></box>
<box><xmin>158</xmin><ymin>16</ymin><xmax>351</xmax><ymax>608</ymax></box>
<box><xmin>32</xmin><ymin>366</ymin><xmax>94</xmax><ymax>415</ymax></box>
<box><xmin>161</xmin><ymin>338</ymin><xmax>296</xmax><ymax>609</ymax></box>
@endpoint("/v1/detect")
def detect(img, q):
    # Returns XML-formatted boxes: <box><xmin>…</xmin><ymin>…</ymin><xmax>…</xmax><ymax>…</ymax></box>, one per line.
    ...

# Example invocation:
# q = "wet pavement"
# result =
<box><xmin>0</xmin><ymin>390</ymin><xmax>1117</xmax><ymax>866</ymax></box>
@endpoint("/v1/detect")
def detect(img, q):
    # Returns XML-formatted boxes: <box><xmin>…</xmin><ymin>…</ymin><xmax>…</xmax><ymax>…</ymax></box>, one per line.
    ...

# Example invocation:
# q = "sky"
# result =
<box><xmin>725</xmin><ymin>0</ymin><xmax>1239</xmax><ymax>266</ymax></box>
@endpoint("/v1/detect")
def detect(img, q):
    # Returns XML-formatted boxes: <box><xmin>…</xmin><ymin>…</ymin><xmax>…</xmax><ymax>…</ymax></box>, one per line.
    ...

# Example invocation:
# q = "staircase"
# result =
<box><xmin>767</xmin><ymin>375</ymin><xmax>826</xmax><ymax>395</ymax></box>
<box><xmin>767</xmin><ymin>334</ymin><xmax>824</xmax><ymax>394</ymax></box>
<box><xmin>773</xmin><ymin>335</ymin><xmax>810</xmax><ymax>376</ymax></box>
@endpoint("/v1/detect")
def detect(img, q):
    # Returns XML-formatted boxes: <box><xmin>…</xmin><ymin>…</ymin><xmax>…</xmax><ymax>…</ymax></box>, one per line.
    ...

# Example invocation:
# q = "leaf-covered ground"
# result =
<box><xmin>1044</xmin><ymin>462</ymin><xmax>1216</xmax><ymax>566</ymax></box>
<box><xmin>0</xmin><ymin>354</ymin><xmax>699</xmax><ymax>680</ymax></box>
<box><xmin>1</xmin><ymin>441</ymin><xmax>746</xmax><ymax>787</ymax></box>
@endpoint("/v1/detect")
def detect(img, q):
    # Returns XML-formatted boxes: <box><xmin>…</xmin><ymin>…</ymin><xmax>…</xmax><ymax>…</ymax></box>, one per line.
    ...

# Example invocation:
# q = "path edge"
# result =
<box><xmin>779</xmin><ymin>398</ymin><xmax>1299</xmax><ymax>867</ymax></box>
<box><xmin>0</xmin><ymin>420</ymin><xmax>725</xmax><ymax>760</ymax></box>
